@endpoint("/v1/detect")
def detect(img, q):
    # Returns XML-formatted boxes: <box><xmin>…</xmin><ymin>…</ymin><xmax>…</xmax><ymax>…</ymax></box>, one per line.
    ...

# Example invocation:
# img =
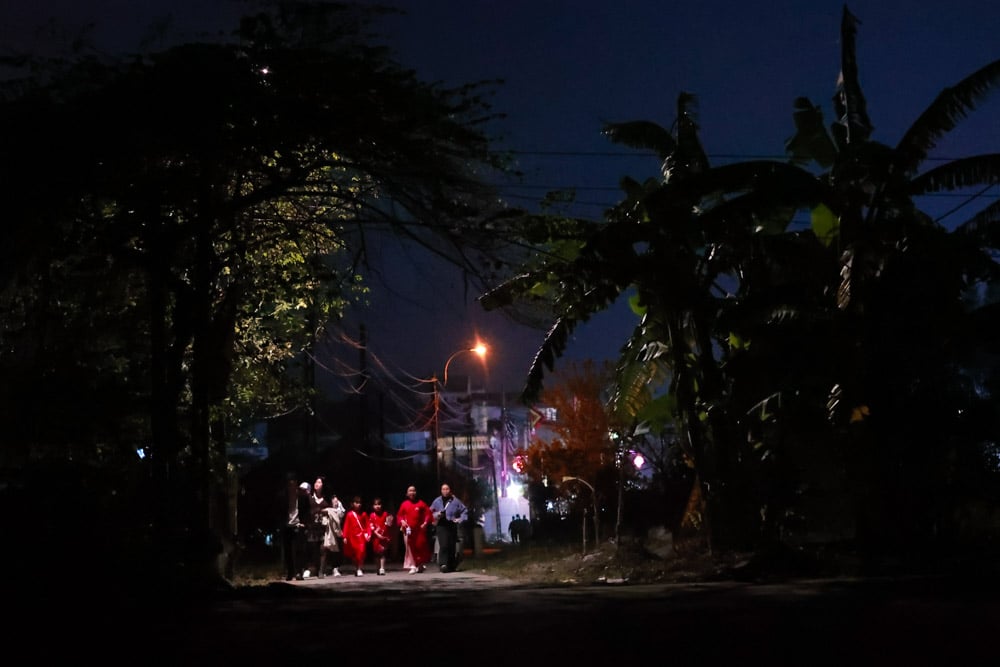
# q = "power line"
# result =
<box><xmin>507</xmin><ymin>149</ymin><xmax>967</xmax><ymax>162</ymax></box>
<box><xmin>498</xmin><ymin>182</ymin><xmax>1000</xmax><ymax>198</ymax></box>
<box><xmin>495</xmin><ymin>185</ymin><xmax>1000</xmax><ymax>219</ymax></box>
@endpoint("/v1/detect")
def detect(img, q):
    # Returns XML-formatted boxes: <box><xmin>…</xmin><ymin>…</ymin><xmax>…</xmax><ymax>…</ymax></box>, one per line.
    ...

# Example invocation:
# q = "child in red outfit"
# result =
<box><xmin>342</xmin><ymin>496</ymin><xmax>370</xmax><ymax>576</ymax></box>
<box><xmin>368</xmin><ymin>497</ymin><xmax>394</xmax><ymax>575</ymax></box>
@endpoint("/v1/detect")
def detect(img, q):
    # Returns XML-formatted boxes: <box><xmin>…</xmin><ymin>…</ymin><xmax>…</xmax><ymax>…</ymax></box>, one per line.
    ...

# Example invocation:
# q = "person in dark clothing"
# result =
<box><xmin>517</xmin><ymin>514</ymin><xmax>532</xmax><ymax>544</ymax></box>
<box><xmin>429</xmin><ymin>483</ymin><xmax>468</xmax><ymax>573</ymax></box>
<box><xmin>282</xmin><ymin>478</ymin><xmax>312</xmax><ymax>581</ymax></box>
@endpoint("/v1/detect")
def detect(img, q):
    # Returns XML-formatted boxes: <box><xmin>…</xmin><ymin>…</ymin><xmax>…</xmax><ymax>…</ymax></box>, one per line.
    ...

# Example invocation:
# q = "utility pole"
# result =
<box><xmin>615</xmin><ymin>445</ymin><xmax>624</xmax><ymax>547</ymax></box>
<box><xmin>359</xmin><ymin>324</ymin><xmax>369</xmax><ymax>453</ymax></box>
<box><xmin>433</xmin><ymin>374</ymin><xmax>441</xmax><ymax>480</ymax></box>
<box><xmin>500</xmin><ymin>387</ymin><xmax>508</xmax><ymax>498</ymax></box>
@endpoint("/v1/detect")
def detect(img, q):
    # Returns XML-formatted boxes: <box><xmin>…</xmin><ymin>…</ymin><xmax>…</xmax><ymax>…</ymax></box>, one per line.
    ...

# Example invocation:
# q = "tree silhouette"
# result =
<box><xmin>0</xmin><ymin>1</ymin><xmax>523</xmax><ymax>588</ymax></box>
<box><xmin>486</xmin><ymin>5</ymin><xmax>1000</xmax><ymax>558</ymax></box>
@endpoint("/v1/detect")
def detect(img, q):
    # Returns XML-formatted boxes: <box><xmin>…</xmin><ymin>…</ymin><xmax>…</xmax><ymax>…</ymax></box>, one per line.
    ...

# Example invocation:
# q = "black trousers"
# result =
<box><xmin>282</xmin><ymin>525</ymin><xmax>300</xmax><ymax>578</ymax></box>
<box><xmin>436</xmin><ymin>521</ymin><xmax>459</xmax><ymax>571</ymax></box>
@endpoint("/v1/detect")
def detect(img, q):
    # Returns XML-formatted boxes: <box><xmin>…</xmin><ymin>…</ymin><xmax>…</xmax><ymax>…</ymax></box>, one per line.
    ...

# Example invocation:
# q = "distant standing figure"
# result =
<box><xmin>396</xmin><ymin>485</ymin><xmax>432</xmax><ymax>574</ymax></box>
<box><xmin>509</xmin><ymin>514</ymin><xmax>520</xmax><ymax>544</ymax></box>
<box><xmin>517</xmin><ymin>514</ymin><xmax>532</xmax><ymax>544</ymax></box>
<box><xmin>429</xmin><ymin>483</ymin><xmax>468</xmax><ymax>573</ymax></box>
<box><xmin>342</xmin><ymin>496</ymin><xmax>370</xmax><ymax>576</ymax></box>
<box><xmin>368</xmin><ymin>497</ymin><xmax>393</xmax><ymax>576</ymax></box>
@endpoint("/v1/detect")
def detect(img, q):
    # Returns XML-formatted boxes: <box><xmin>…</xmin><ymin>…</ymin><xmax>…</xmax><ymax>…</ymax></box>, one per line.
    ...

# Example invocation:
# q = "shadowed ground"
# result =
<box><xmin>31</xmin><ymin>567</ymin><xmax>1000</xmax><ymax>664</ymax></box>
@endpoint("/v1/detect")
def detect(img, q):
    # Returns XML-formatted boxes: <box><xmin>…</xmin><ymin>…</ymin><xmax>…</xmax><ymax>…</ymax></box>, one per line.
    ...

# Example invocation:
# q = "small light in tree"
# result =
<box><xmin>512</xmin><ymin>455</ymin><xmax>525</xmax><ymax>473</ymax></box>
<box><xmin>632</xmin><ymin>452</ymin><xmax>645</xmax><ymax>469</ymax></box>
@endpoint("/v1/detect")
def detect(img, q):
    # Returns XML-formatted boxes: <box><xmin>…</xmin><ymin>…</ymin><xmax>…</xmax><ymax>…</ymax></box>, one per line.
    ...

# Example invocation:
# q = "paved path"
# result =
<box><xmin>281</xmin><ymin>565</ymin><xmax>515</xmax><ymax>591</ymax></box>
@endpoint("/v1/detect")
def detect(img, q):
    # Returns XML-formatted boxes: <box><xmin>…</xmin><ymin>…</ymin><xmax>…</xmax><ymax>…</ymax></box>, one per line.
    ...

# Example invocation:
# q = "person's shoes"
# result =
<box><xmin>356</xmin><ymin>569</ymin><xmax>364</xmax><ymax>577</ymax></box>
<box><xmin>440</xmin><ymin>565</ymin><xmax>450</xmax><ymax>573</ymax></box>
<box><xmin>378</xmin><ymin>568</ymin><xmax>386</xmax><ymax>576</ymax></box>
<box><xmin>294</xmin><ymin>573</ymin><xmax>304</xmax><ymax>581</ymax></box>
<box><xmin>318</xmin><ymin>572</ymin><xmax>325</xmax><ymax>578</ymax></box>
<box><xmin>333</xmin><ymin>568</ymin><xmax>342</xmax><ymax>577</ymax></box>
<box><xmin>302</xmin><ymin>569</ymin><xmax>311</xmax><ymax>578</ymax></box>
<box><xmin>409</xmin><ymin>566</ymin><xmax>418</xmax><ymax>574</ymax></box>
<box><xmin>418</xmin><ymin>564</ymin><xmax>426</xmax><ymax>573</ymax></box>
<box><xmin>285</xmin><ymin>575</ymin><xmax>294</xmax><ymax>581</ymax></box>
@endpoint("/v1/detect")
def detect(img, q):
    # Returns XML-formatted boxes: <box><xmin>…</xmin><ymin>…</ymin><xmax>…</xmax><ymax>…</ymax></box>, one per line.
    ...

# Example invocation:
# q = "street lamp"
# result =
<box><xmin>562</xmin><ymin>476</ymin><xmax>599</xmax><ymax>555</ymax></box>
<box><xmin>443</xmin><ymin>342</ymin><xmax>488</xmax><ymax>388</ymax></box>
<box><xmin>435</xmin><ymin>342</ymin><xmax>488</xmax><ymax>478</ymax></box>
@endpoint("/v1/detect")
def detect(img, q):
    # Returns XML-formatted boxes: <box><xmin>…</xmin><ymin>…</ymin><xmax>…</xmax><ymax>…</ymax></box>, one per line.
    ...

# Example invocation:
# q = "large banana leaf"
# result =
<box><xmin>909</xmin><ymin>154</ymin><xmax>1000</xmax><ymax>194</ymax></box>
<box><xmin>831</xmin><ymin>6</ymin><xmax>873</xmax><ymax>149</ymax></box>
<box><xmin>952</xmin><ymin>200</ymin><xmax>1000</xmax><ymax>252</ymax></box>
<box><xmin>896</xmin><ymin>58</ymin><xmax>1000</xmax><ymax>174</ymax></box>
<box><xmin>785</xmin><ymin>96</ymin><xmax>838</xmax><ymax>168</ymax></box>
<box><xmin>602</xmin><ymin>119</ymin><xmax>676</xmax><ymax>158</ymax></box>
<box><xmin>610</xmin><ymin>316</ymin><xmax>674</xmax><ymax>423</ymax></box>
<box><xmin>669</xmin><ymin>91</ymin><xmax>710</xmax><ymax>182</ymax></box>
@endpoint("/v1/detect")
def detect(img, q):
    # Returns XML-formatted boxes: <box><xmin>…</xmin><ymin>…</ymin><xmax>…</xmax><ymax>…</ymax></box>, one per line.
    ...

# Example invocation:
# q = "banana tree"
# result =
<box><xmin>782</xmin><ymin>6</ymin><xmax>1000</xmax><ymax>549</ymax></box>
<box><xmin>483</xmin><ymin>91</ymin><xmax>830</xmax><ymax>550</ymax></box>
<box><xmin>487</xmin><ymin>5</ymin><xmax>1000</xmax><ymax>554</ymax></box>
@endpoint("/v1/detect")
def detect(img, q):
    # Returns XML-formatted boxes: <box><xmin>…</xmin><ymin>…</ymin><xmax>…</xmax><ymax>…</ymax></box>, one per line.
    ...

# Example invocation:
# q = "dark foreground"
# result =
<box><xmin>26</xmin><ymin>567</ymin><xmax>1000</xmax><ymax>664</ymax></box>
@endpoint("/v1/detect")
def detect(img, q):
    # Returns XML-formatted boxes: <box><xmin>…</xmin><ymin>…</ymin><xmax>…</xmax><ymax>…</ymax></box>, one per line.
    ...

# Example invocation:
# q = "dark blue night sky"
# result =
<box><xmin>5</xmin><ymin>0</ymin><xmax>1000</xmax><ymax>392</ymax></box>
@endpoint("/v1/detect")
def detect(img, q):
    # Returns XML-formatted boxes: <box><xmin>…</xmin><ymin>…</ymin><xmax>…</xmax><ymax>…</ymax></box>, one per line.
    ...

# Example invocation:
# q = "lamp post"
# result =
<box><xmin>435</xmin><ymin>342</ymin><xmax>488</xmax><ymax>480</ymax></box>
<box><xmin>562</xmin><ymin>476</ymin><xmax>598</xmax><ymax>555</ymax></box>
<box><xmin>614</xmin><ymin>445</ymin><xmax>646</xmax><ymax>546</ymax></box>
<box><xmin>443</xmin><ymin>342</ymin><xmax>488</xmax><ymax>388</ymax></box>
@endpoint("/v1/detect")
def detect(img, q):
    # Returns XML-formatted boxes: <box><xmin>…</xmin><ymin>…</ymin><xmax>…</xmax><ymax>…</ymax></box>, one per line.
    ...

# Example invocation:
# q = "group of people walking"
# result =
<box><xmin>283</xmin><ymin>478</ymin><xmax>468</xmax><ymax>580</ymax></box>
<box><xmin>508</xmin><ymin>514</ymin><xmax>532</xmax><ymax>544</ymax></box>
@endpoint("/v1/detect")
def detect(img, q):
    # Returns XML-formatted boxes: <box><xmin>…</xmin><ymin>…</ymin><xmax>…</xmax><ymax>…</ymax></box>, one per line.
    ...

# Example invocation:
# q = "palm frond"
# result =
<box><xmin>831</xmin><ymin>6</ymin><xmax>874</xmax><ymax>149</ymax></box>
<box><xmin>521</xmin><ymin>316</ymin><xmax>574</xmax><ymax>403</ymax></box>
<box><xmin>665</xmin><ymin>92</ymin><xmax>709</xmax><ymax>182</ymax></box>
<box><xmin>611</xmin><ymin>320</ymin><xmax>673</xmax><ymax>422</ymax></box>
<box><xmin>500</xmin><ymin>250</ymin><xmax>637</xmax><ymax>402</ymax></box>
<box><xmin>601</xmin><ymin>120</ymin><xmax>676</xmax><ymax>159</ymax></box>
<box><xmin>952</xmin><ymin>198</ymin><xmax>1000</xmax><ymax>250</ymax></box>
<box><xmin>656</xmin><ymin>160</ymin><xmax>823</xmax><ymax>206</ymax></box>
<box><xmin>478</xmin><ymin>272</ymin><xmax>546</xmax><ymax>311</ymax></box>
<box><xmin>909</xmin><ymin>154</ymin><xmax>1000</xmax><ymax>194</ymax></box>
<box><xmin>785</xmin><ymin>96</ymin><xmax>838</xmax><ymax>168</ymax></box>
<box><xmin>897</xmin><ymin>58</ymin><xmax>1000</xmax><ymax>173</ymax></box>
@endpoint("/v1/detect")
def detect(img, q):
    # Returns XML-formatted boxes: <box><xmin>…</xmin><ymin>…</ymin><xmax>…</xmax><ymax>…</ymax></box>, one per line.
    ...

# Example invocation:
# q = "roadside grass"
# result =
<box><xmin>229</xmin><ymin>539</ymin><xmax>611</xmax><ymax>588</ymax></box>
<box><xmin>460</xmin><ymin>541</ymin><xmax>583</xmax><ymax>582</ymax></box>
<box><xmin>229</xmin><ymin>535</ymin><xmax>1000</xmax><ymax>589</ymax></box>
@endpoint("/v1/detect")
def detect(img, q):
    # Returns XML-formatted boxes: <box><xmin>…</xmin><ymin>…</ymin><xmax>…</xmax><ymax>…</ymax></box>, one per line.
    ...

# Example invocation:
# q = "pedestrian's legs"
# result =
<box><xmin>403</xmin><ymin>536</ymin><xmax>414</xmax><ymax>570</ymax></box>
<box><xmin>282</xmin><ymin>526</ymin><xmax>297</xmax><ymax>580</ymax></box>
<box><xmin>292</xmin><ymin>527</ymin><xmax>308</xmax><ymax>579</ymax></box>
<box><xmin>437</xmin><ymin>523</ymin><xmax>456</xmax><ymax>572</ymax></box>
